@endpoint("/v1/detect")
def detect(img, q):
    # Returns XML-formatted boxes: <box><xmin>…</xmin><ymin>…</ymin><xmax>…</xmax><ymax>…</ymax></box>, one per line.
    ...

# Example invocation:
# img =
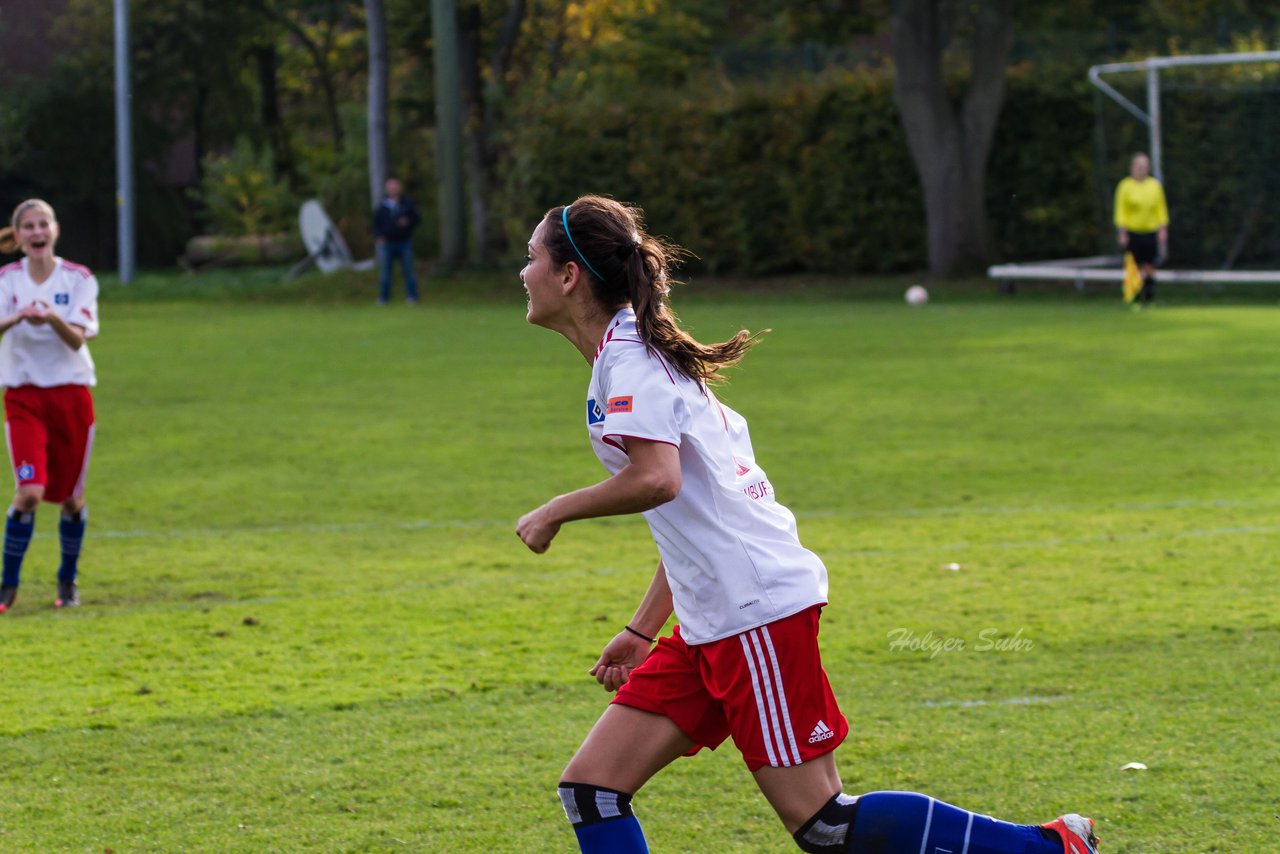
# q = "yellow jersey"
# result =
<box><xmin>1113</xmin><ymin>177</ymin><xmax>1168</xmax><ymax>233</ymax></box>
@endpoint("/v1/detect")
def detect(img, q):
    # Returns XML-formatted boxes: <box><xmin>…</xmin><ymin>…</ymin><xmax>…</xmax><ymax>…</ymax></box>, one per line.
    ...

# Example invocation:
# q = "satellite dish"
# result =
<box><xmin>284</xmin><ymin>199</ymin><xmax>375</xmax><ymax>280</ymax></box>
<box><xmin>298</xmin><ymin>199</ymin><xmax>353</xmax><ymax>273</ymax></box>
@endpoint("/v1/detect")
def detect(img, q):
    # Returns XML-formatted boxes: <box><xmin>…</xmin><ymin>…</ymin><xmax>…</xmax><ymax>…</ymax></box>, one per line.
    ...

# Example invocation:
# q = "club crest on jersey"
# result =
<box><xmin>16</xmin><ymin>464</ymin><xmax>34</xmax><ymax>481</ymax></box>
<box><xmin>55</xmin><ymin>293</ymin><xmax>70</xmax><ymax>305</ymax></box>
<box><xmin>606</xmin><ymin>396</ymin><xmax>633</xmax><ymax>414</ymax></box>
<box><xmin>586</xmin><ymin>398</ymin><xmax>605</xmax><ymax>425</ymax></box>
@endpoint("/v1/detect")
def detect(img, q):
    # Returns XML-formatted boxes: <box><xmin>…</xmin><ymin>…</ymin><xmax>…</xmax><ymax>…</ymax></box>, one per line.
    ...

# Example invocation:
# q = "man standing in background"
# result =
<box><xmin>373</xmin><ymin>178</ymin><xmax>422</xmax><ymax>305</ymax></box>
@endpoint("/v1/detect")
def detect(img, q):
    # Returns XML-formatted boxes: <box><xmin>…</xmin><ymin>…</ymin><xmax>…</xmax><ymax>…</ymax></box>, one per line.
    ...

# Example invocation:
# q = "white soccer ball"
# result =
<box><xmin>905</xmin><ymin>285</ymin><xmax>929</xmax><ymax>306</ymax></box>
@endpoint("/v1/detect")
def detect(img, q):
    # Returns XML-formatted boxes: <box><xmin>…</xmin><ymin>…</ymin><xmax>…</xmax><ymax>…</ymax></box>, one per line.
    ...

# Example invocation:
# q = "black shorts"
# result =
<box><xmin>1127</xmin><ymin>231</ymin><xmax>1159</xmax><ymax>265</ymax></box>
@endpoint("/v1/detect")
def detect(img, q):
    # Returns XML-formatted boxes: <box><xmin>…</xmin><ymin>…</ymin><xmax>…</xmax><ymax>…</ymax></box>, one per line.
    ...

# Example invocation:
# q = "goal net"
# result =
<box><xmin>1092</xmin><ymin>52</ymin><xmax>1280</xmax><ymax>271</ymax></box>
<box><xmin>990</xmin><ymin>51</ymin><xmax>1280</xmax><ymax>290</ymax></box>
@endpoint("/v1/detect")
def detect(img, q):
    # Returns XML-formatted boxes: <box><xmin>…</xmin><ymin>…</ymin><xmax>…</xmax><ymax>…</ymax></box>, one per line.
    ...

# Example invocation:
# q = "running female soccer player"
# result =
<box><xmin>516</xmin><ymin>195</ymin><xmax>1100</xmax><ymax>854</ymax></box>
<box><xmin>0</xmin><ymin>199</ymin><xmax>99</xmax><ymax>613</ymax></box>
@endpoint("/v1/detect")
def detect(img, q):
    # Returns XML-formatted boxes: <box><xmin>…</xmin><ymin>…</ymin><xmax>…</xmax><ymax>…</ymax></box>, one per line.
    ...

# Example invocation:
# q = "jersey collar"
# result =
<box><xmin>594</xmin><ymin>306</ymin><xmax>635</xmax><ymax>362</ymax></box>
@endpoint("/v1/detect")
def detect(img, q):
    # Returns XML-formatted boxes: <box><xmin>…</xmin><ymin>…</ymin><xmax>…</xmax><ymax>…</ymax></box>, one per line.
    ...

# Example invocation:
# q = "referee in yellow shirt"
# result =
<box><xmin>1114</xmin><ymin>152</ymin><xmax>1169</xmax><ymax>304</ymax></box>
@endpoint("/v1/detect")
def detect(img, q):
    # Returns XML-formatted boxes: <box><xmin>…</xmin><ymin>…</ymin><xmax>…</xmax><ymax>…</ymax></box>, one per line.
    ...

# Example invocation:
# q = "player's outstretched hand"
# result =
<box><xmin>516</xmin><ymin>503</ymin><xmax>561</xmax><ymax>553</ymax></box>
<box><xmin>589</xmin><ymin>631</ymin><xmax>652</xmax><ymax>692</ymax></box>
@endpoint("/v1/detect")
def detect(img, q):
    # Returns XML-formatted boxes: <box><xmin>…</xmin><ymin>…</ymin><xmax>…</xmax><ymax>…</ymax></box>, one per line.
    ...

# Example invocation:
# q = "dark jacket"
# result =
<box><xmin>373</xmin><ymin>196</ymin><xmax>421</xmax><ymax>243</ymax></box>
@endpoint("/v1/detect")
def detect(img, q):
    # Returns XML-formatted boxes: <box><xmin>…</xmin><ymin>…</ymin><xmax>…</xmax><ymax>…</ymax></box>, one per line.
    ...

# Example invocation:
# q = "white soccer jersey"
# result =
<box><xmin>587</xmin><ymin>307</ymin><xmax>828</xmax><ymax>644</ymax></box>
<box><xmin>0</xmin><ymin>257</ymin><xmax>99</xmax><ymax>388</ymax></box>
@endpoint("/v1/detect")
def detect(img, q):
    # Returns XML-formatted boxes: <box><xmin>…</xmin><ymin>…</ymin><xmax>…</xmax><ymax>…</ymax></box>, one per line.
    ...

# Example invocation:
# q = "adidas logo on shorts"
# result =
<box><xmin>807</xmin><ymin>720</ymin><xmax>835</xmax><ymax>744</ymax></box>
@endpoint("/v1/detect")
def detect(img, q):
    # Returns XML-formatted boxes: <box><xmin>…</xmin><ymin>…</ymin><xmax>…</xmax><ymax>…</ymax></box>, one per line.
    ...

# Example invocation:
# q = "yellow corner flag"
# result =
<box><xmin>1122</xmin><ymin>252</ymin><xmax>1142</xmax><ymax>303</ymax></box>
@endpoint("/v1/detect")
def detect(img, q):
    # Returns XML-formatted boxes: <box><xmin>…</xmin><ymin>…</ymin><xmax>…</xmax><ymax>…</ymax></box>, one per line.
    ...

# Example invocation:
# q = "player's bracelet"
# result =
<box><xmin>624</xmin><ymin>625</ymin><xmax>655</xmax><ymax>644</ymax></box>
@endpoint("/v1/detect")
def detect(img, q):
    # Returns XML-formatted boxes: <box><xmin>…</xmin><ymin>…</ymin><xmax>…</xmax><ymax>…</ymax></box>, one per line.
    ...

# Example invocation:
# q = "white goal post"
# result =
<box><xmin>1089</xmin><ymin>50</ymin><xmax>1280</xmax><ymax>184</ymax></box>
<box><xmin>988</xmin><ymin>50</ymin><xmax>1280</xmax><ymax>289</ymax></box>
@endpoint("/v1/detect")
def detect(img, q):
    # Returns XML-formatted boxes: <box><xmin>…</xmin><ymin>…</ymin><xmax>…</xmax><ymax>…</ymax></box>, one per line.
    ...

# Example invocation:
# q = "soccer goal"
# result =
<box><xmin>989</xmin><ymin>49</ymin><xmax>1280</xmax><ymax>291</ymax></box>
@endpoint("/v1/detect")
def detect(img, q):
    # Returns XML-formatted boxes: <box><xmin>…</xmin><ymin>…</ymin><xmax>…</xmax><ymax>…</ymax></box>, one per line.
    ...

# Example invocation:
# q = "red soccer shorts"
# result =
<box><xmin>3</xmin><ymin>385</ymin><xmax>95</xmax><ymax>504</ymax></box>
<box><xmin>613</xmin><ymin>605</ymin><xmax>848</xmax><ymax>772</ymax></box>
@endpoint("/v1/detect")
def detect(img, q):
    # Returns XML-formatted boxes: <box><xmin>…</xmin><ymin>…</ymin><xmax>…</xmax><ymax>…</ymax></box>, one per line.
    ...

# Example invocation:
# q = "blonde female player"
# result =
<box><xmin>0</xmin><ymin>199</ymin><xmax>98</xmax><ymax>613</ymax></box>
<box><xmin>516</xmin><ymin>195</ymin><xmax>1100</xmax><ymax>854</ymax></box>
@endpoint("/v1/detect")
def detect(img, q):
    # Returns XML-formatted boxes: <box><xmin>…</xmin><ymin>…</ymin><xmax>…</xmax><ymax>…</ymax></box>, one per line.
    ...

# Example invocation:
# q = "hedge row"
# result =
<box><xmin>498</xmin><ymin>65</ymin><xmax>1102</xmax><ymax>275</ymax></box>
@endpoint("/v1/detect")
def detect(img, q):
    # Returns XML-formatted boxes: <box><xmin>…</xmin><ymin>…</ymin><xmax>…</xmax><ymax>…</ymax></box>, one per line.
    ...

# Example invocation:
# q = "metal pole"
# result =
<box><xmin>1147</xmin><ymin>64</ymin><xmax>1162</xmax><ymax>184</ymax></box>
<box><xmin>113</xmin><ymin>0</ymin><xmax>135</xmax><ymax>282</ymax></box>
<box><xmin>430</xmin><ymin>0</ymin><xmax>466</xmax><ymax>267</ymax></box>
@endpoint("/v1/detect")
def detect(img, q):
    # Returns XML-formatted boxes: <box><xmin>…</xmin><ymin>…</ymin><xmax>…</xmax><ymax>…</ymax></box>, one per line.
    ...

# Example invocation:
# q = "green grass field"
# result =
<box><xmin>0</xmin><ymin>271</ymin><xmax>1275</xmax><ymax>852</ymax></box>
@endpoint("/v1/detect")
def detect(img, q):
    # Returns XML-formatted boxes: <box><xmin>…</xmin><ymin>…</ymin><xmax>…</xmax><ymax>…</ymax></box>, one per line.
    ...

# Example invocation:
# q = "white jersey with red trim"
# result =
<box><xmin>0</xmin><ymin>257</ymin><xmax>99</xmax><ymax>388</ymax></box>
<box><xmin>587</xmin><ymin>307</ymin><xmax>827</xmax><ymax>644</ymax></box>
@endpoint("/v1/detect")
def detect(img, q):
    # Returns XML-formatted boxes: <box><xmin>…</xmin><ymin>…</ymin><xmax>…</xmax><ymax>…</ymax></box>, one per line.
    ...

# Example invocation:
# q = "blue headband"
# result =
<box><xmin>561</xmin><ymin>206</ymin><xmax>604</xmax><ymax>281</ymax></box>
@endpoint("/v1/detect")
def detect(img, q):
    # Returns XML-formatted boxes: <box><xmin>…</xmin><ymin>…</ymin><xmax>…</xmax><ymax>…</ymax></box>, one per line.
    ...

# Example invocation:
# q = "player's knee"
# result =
<box><xmin>12</xmin><ymin>490</ymin><xmax>41</xmax><ymax>514</ymax></box>
<box><xmin>557</xmin><ymin>781</ymin><xmax>635</xmax><ymax>828</ymax></box>
<box><xmin>793</xmin><ymin>793</ymin><xmax>859</xmax><ymax>853</ymax></box>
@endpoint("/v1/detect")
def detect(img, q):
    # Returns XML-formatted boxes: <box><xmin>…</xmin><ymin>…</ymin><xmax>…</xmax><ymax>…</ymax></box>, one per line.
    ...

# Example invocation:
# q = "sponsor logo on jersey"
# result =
<box><xmin>54</xmin><ymin>293</ymin><xmax>70</xmax><ymax>305</ymax></box>
<box><xmin>586</xmin><ymin>398</ymin><xmax>605</xmax><ymax>425</ymax></box>
<box><xmin>16</xmin><ymin>464</ymin><xmax>35</xmax><ymax>481</ymax></box>
<box><xmin>743</xmin><ymin>479</ymin><xmax>772</xmax><ymax>500</ymax></box>
<box><xmin>606</xmin><ymin>395</ymin><xmax>633</xmax><ymax>414</ymax></box>
<box><xmin>734</xmin><ymin>457</ymin><xmax>751</xmax><ymax>477</ymax></box>
<box><xmin>80</xmin><ymin>308</ymin><xmax>94</xmax><ymax>321</ymax></box>
<box><xmin>808</xmin><ymin>720</ymin><xmax>835</xmax><ymax>744</ymax></box>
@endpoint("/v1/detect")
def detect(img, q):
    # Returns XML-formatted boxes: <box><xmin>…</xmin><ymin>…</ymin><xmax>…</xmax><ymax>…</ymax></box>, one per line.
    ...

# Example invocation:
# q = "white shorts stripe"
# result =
<box><xmin>747</xmin><ymin>629</ymin><xmax>792</xmax><ymax>767</ymax></box>
<box><xmin>3</xmin><ymin>421</ymin><xmax>13</xmax><ymax>489</ymax></box>
<box><xmin>72</xmin><ymin>422</ymin><xmax>94</xmax><ymax>499</ymax></box>
<box><xmin>745</xmin><ymin>631</ymin><xmax>783</xmax><ymax>765</ymax></box>
<box><xmin>758</xmin><ymin>625</ymin><xmax>803</xmax><ymax>765</ymax></box>
<box><xmin>739</xmin><ymin>633</ymin><xmax>780</xmax><ymax>767</ymax></box>
<box><xmin>961</xmin><ymin>809</ymin><xmax>974</xmax><ymax>854</ymax></box>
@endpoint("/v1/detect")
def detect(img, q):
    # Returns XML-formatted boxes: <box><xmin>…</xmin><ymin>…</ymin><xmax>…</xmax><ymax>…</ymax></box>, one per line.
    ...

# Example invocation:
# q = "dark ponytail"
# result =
<box><xmin>544</xmin><ymin>195</ymin><xmax>761</xmax><ymax>384</ymax></box>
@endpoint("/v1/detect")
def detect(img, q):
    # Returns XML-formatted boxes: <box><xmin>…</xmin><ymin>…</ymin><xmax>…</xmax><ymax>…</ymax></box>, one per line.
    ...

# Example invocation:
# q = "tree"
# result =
<box><xmin>366</xmin><ymin>0</ymin><xmax>389</xmax><ymax>207</ymax></box>
<box><xmin>892</xmin><ymin>0</ymin><xmax>1014</xmax><ymax>277</ymax></box>
<box><xmin>247</xmin><ymin>0</ymin><xmax>362</xmax><ymax>153</ymax></box>
<box><xmin>432</xmin><ymin>0</ymin><xmax>467</xmax><ymax>266</ymax></box>
<box><xmin>458</xmin><ymin>0</ymin><xmax>526</xmax><ymax>260</ymax></box>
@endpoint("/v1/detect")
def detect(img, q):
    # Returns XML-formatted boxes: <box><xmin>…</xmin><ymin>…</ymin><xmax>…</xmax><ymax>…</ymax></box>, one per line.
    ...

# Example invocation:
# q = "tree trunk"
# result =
<box><xmin>892</xmin><ymin>0</ymin><xmax>1014</xmax><ymax>277</ymax></box>
<box><xmin>366</xmin><ymin>0</ymin><xmax>389</xmax><ymax>209</ymax></box>
<box><xmin>249</xmin><ymin>1</ymin><xmax>346</xmax><ymax>152</ymax></box>
<box><xmin>457</xmin><ymin>0</ymin><xmax>526</xmax><ymax>262</ymax></box>
<box><xmin>193</xmin><ymin>82</ymin><xmax>208</xmax><ymax>185</ymax></box>
<box><xmin>458</xmin><ymin>4</ymin><xmax>488</xmax><ymax>263</ymax></box>
<box><xmin>255</xmin><ymin>45</ymin><xmax>293</xmax><ymax>184</ymax></box>
<box><xmin>431</xmin><ymin>0</ymin><xmax>467</xmax><ymax>266</ymax></box>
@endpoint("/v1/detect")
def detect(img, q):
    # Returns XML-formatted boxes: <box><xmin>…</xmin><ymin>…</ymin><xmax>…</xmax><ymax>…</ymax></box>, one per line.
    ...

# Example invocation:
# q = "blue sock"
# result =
<box><xmin>573</xmin><ymin>816</ymin><xmax>648</xmax><ymax>854</ymax></box>
<box><xmin>848</xmin><ymin>791</ymin><xmax>1060</xmax><ymax>854</ymax></box>
<box><xmin>58</xmin><ymin>508</ymin><xmax>87</xmax><ymax>582</ymax></box>
<box><xmin>3</xmin><ymin>507</ymin><xmax>35</xmax><ymax>588</ymax></box>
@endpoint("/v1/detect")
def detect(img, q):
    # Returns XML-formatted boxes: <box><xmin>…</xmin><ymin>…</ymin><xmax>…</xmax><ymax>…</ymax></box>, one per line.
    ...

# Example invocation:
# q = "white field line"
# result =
<box><xmin>795</xmin><ymin>495</ymin><xmax>1280</xmax><ymax>521</ymax></box>
<box><xmin>823</xmin><ymin>523</ymin><xmax>1280</xmax><ymax>559</ymax></box>
<box><xmin>921</xmin><ymin>696</ymin><xmax>1070</xmax><ymax>711</ymax></box>
<box><xmin>920</xmin><ymin>695</ymin><xmax>1068</xmax><ymax>709</ymax></box>
<box><xmin>64</xmin><ymin>495</ymin><xmax>1280</xmax><ymax>543</ymax></box>
<box><xmin>90</xmin><ymin>518</ymin><xmax>494</xmax><ymax>540</ymax></box>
